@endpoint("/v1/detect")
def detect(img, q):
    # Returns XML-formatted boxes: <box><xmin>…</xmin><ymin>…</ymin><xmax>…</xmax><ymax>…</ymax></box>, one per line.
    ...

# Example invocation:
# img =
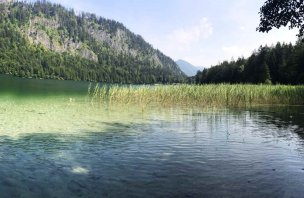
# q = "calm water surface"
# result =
<box><xmin>0</xmin><ymin>76</ymin><xmax>304</xmax><ymax>197</ymax></box>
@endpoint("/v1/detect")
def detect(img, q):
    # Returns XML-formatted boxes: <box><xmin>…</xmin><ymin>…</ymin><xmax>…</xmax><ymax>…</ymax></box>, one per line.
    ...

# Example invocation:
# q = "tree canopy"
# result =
<box><xmin>257</xmin><ymin>0</ymin><xmax>304</xmax><ymax>37</ymax></box>
<box><xmin>195</xmin><ymin>41</ymin><xmax>304</xmax><ymax>85</ymax></box>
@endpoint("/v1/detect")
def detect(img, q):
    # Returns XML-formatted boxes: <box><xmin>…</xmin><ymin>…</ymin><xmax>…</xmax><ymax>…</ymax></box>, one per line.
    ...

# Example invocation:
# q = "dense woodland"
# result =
<box><xmin>0</xmin><ymin>1</ymin><xmax>186</xmax><ymax>83</ymax></box>
<box><xmin>195</xmin><ymin>41</ymin><xmax>304</xmax><ymax>84</ymax></box>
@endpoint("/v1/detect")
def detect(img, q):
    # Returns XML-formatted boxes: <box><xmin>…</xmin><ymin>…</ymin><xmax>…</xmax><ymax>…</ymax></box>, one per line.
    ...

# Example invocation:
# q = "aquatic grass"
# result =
<box><xmin>88</xmin><ymin>84</ymin><xmax>304</xmax><ymax>107</ymax></box>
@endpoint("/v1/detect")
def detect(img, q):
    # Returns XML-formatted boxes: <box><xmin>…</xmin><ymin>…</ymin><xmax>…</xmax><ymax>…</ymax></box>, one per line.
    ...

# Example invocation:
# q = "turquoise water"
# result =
<box><xmin>0</xmin><ymin>76</ymin><xmax>304</xmax><ymax>197</ymax></box>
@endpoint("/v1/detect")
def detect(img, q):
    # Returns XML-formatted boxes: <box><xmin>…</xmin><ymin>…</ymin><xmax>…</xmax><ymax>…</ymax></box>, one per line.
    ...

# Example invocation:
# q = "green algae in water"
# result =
<box><xmin>0</xmin><ymin>96</ymin><xmax>146</xmax><ymax>138</ymax></box>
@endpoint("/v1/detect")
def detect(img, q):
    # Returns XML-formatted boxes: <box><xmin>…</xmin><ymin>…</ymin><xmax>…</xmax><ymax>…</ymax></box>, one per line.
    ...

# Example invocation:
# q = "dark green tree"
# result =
<box><xmin>195</xmin><ymin>41</ymin><xmax>304</xmax><ymax>85</ymax></box>
<box><xmin>257</xmin><ymin>0</ymin><xmax>304</xmax><ymax>37</ymax></box>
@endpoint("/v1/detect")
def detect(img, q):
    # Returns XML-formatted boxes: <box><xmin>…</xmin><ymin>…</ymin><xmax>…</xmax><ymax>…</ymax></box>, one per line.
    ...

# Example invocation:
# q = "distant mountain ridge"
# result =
<box><xmin>0</xmin><ymin>1</ymin><xmax>186</xmax><ymax>83</ymax></box>
<box><xmin>176</xmin><ymin>59</ymin><xmax>202</xmax><ymax>76</ymax></box>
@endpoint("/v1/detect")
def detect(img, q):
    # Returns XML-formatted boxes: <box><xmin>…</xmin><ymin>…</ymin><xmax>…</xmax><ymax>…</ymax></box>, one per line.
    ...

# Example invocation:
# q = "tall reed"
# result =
<box><xmin>88</xmin><ymin>84</ymin><xmax>304</xmax><ymax>107</ymax></box>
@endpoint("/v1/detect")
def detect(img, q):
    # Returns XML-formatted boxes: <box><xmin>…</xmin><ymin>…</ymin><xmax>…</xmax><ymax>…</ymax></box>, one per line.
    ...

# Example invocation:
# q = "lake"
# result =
<box><xmin>0</xmin><ymin>75</ymin><xmax>304</xmax><ymax>197</ymax></box>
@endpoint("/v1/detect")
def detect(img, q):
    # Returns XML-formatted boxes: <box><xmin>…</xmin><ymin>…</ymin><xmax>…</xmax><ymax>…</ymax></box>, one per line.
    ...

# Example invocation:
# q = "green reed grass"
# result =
<box><xmin>88</xmin><ymin>84</ymin><xmax>304</xmax><ymax>107</ymax></box>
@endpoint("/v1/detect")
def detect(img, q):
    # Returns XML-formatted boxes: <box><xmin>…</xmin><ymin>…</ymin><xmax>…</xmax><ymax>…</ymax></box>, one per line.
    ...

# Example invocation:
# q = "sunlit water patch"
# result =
<box><xmin>0</xmin><ymin>97</ymin><xmax>149</xmax><ymax>137</ymax></box>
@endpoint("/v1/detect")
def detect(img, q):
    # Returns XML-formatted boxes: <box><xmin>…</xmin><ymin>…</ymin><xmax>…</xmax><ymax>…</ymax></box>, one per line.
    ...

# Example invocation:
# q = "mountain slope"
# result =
<box><xmin>176</xmin><ymin>59</ymin><xmax>200</xmax><ymax>76</ymax></box>
<box><xmin>0</xmin><ymin>1</ymin><xmax>186</xmax><ymax>83</ymax></box>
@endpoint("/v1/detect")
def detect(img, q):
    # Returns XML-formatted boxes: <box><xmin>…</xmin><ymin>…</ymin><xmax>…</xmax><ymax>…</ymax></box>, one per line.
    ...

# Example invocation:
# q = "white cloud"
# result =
<box><xmin>239</xmin><ymin>26</ymin><xmax>246</xmax><ymax>31</ymax></box>
<box><xmin>168</xmin><ymin>17</ymin><xmax>213</xmax><ymax>48</ymax></box>
<box><xmin>258</xmin><ymin>27</ymin><xmax>298</xmax><ymax>46</ymax></box>
<box><xmin>222</xmin><ymin>46</ymin><xmax>251</xmax><ymax>58</ymax></box>
<box><xmin>219</xmin><ymin>27</ymin><xmax>298</xmax><ymax>64</ymax></box>
<box><xmin>182</xmin><ymin>54</ymin><xmax>216</xmax><ymax>67</ymax></box>
<box><xmin>145</xmin><ymin>17</ymin><xmax>214</xmax><ymax>66</ymax></box>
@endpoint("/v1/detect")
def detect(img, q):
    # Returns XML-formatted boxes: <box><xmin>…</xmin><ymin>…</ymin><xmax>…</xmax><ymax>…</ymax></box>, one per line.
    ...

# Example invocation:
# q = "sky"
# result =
<box><xmin>44</xmin><ymin>0</ymin><xmax>298</xmax><ymax>67</ymax></box>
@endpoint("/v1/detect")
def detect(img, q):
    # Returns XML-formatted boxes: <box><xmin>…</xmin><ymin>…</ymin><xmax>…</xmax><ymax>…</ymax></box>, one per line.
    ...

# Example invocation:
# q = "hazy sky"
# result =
<box><xmin>45</xmin><ymin>0</ymin><xmax>298</xmax><ymax>67</ymax></box>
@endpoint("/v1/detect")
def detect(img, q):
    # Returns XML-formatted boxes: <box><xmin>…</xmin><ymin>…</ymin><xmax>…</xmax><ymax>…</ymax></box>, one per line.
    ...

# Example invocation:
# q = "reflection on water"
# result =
<box><xmin>248</xmin><ymin>106</ymin><xmax>304</xmax><ymax>139</ymax></box>
<box><xmin>0</xmin><ymin>76</ymin><xmax>304</xmax><ymax>197</ymax></box>
<box><xmin>0</xmin><ymin>74</ymin><xmax>90</xmax><ymax>97</ymax></box>
<box><xmin>0</xmin><ymin>97</ymin><xmax>303</xmax><ymax>197</ymax></box>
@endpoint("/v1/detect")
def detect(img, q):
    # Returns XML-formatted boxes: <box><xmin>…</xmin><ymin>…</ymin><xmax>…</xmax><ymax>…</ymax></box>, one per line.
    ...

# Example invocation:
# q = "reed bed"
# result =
<box><xmin>88</xmin><ymin>84</ymin><xmax>304</xmax><ymax>107</ymax></box>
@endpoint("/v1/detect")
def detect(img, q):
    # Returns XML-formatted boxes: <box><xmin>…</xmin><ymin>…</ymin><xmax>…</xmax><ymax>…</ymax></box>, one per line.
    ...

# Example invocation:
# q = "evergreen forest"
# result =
<box><xmin>0</xmin><ymin>0</ymin><xmax>186</xmax><ymax>83</ymax></box>
<box><xmin>195</xmin><ymin>42</ymin><xmax>304</xmax><ymax>85</ymax></box>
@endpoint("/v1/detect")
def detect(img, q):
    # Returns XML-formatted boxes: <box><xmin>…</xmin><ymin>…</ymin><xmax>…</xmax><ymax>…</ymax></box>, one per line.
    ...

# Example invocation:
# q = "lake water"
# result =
<box><xmin>0</xmin><ymin>75</ymin><xmax>304</xmax><ymax>197</ymax></box>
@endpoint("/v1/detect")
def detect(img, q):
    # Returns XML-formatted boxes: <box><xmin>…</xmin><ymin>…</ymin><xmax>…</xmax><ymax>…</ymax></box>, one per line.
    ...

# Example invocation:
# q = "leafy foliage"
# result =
<box><xmin>196</xmin><ymin>42</ymin><xmax>304</xmax><ymax>84</ymax></box>
<box><xmin>257</xmin><ymin>0</ymin><xmax>304</xmax><ymax>37</ymax></box>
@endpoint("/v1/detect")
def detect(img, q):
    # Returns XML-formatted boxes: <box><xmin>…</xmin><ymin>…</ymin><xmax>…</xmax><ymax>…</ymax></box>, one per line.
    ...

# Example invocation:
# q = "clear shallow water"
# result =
<box><xmin>0</xmin><ymin>76</ymin><xmax>304</xmax><ymax>197</ymax></box>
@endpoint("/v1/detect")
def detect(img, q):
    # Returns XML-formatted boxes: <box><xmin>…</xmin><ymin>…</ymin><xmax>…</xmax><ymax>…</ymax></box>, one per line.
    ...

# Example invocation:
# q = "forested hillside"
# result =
<box><xmin>196</xmin><ymin>41</ymin><xmax>304</xmax><ymax>84</ymax></box>
<box><xmin>0</xmin><ymin>0</ymin><xmax>186</xmax><ymax>83</ymax></box>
